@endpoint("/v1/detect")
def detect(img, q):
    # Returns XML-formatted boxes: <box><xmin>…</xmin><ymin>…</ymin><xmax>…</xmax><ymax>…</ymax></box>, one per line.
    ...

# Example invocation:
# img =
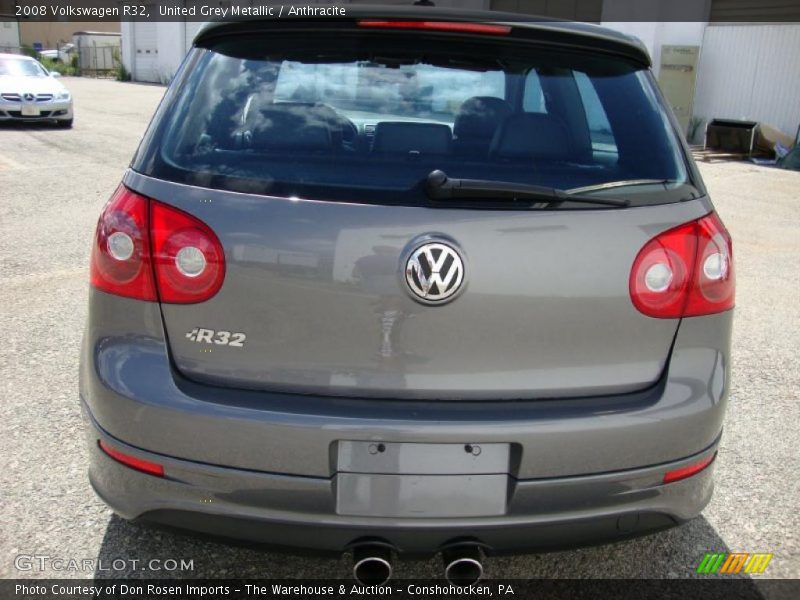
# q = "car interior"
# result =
<box><xmin>202</xmin><ymin>95</ymin><xmax>595</xmax><ymax>164</ymax></box>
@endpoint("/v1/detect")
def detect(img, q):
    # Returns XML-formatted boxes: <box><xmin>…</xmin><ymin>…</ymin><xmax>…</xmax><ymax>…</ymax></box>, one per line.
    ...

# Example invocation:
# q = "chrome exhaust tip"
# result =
<box><xmin>352</xmin><ymin>546</ymin><xmax>393</xmax><ymax>586</ymax></box>
<box><xmin>443</xmin><ymin>546</ymin><xmax>483</xmax><ymax>585</ymax></box>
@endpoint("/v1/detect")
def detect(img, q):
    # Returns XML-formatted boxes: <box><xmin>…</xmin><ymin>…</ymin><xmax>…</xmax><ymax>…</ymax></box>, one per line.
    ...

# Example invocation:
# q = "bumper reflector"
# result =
<box><xmin>98</xmin><ymin>440</ymin><xmax>164</xmax><ymax>477</ymax></box>
<box><xmin>663</xmin><ymin>452</ymin><xmax>716</xmax><ymax>484</ymax></box>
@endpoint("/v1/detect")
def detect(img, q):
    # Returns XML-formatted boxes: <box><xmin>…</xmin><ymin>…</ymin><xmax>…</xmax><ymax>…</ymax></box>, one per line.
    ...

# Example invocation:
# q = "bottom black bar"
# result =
<box><xmin>2</xmin><ymin>579</ymin><xmax>798</xmax><ymax>600</ymax></box>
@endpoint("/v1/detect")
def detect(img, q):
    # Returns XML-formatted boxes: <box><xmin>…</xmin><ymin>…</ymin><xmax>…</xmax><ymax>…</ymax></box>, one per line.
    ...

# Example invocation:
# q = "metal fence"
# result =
<box><xmin>75</xmin><ymin>43</ymin><xmax>118</xmax><ymax>78</ymax></box>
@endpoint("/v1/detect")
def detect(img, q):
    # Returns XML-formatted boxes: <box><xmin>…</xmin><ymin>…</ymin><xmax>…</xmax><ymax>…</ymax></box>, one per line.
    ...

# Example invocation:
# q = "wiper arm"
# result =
<box><xmin>425</xmin><ymin>170</ymin><xmax>629</xmax><ymax>207</ymax></box>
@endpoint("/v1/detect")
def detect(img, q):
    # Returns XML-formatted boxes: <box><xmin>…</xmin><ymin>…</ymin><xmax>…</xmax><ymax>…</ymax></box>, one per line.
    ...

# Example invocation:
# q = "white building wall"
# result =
<box><xmin>156</xmin><ymin>22</ymin><xmax>186</xmax><ymax>82</ymax></box>
<box><xmin>601</xmin><ymin>0</ymin><xmax>709</xmax><ymax>75</ymax></box>
<box><xmin>120</xmin><ymin>20</ymin><xmax>135</xmax><ymax>76</ymax></box>
<box><xmin>184</xmin><ymin>21</ymin><xmax>205</xmax><ymax>53</ymax></box>
<box><xmin>121</xmin><ymin>20</ymin><xmax>191</xmax><ymax>84</ymax></box>
<box><xmin>0</xmin><ymin>19</ymin><xmax>20</xmax><ymax>51</ymax></box>
<box><xmin>123</xmin><ymin>0</ymin><xmax>491</xmax><ymax>83</ymax></box>
<box><xmin>601</xmin><ymin>2</ymin><xmax>800</xmax><ymax>137</ymax></box>
<box><xmin>693</xmin><ymin>24</ymin><xmax>800</xmax><ymax>137</ymax></box>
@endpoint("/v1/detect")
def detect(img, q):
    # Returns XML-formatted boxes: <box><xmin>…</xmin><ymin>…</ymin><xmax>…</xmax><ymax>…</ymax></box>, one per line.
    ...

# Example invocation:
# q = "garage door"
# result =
<box><xmin>184</xmin><ymin>20</ymin><xmax>205</xmax><ymax>54</ymax></box>
<box><xmin>132</xmin><ymin>21</ymin><xmax>158</xmax><ymax>83</ymax></box>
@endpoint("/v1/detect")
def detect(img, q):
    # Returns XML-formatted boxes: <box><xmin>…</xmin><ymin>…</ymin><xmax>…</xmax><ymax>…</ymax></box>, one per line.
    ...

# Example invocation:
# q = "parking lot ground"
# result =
<box><xmin>1</xmin><ymin>77</ymin><xmax>798</xmax><ymax>580</ymax></box>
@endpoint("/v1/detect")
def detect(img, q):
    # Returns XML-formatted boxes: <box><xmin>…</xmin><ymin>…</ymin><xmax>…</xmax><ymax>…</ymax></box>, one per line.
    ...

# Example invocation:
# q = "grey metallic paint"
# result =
<box><xmin>80</xmin><ymin>286</ymin><xmax>730</xmax><ymax>481</ymax></box>
<box><xmin>123</xmin><ymin>170</ymin><xmax>714</xmax><ymax>401</ymax></box>
<box><xmin>80</xmin><ymin>181</ymin><xmax>730</xmax><ymax>552</ymax></box>
<box><xmin>83</xmin><ymin>407</ymin><xmax>716</xmax><ymax>553</ymax></box>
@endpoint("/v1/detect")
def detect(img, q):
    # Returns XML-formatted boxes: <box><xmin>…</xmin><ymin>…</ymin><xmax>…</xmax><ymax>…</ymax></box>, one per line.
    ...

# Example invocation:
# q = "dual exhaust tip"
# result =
<box><xmin>352</xmin><ymin>546</ymin><xmax>393</xmax><ymax>586</ymax></box>
<box><xmin>442</xmin><ymin>546</ymin><xmax>484</xmax><ymax>585</ymax></box>
<box><xmin>352</xmin><ymin>544</ymin><xmax>483</xmax><ymax>586</ymax></box>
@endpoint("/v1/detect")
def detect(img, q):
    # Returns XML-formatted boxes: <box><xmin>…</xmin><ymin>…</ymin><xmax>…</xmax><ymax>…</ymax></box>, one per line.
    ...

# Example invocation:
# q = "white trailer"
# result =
<box><xmin>73</xmin><ymin>31</ymin><xmax>121</xmax><ymax>74</ymax></box>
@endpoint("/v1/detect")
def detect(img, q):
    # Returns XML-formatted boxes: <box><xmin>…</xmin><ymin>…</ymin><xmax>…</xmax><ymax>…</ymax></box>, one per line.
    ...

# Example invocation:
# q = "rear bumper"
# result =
<box><xmin>80</xmin><ymin>291</ymin><xmax>731</xmax><ymax>552</ymax></box>
<box><xmin>85</xmin><ymin>409</ymin><xmax>716</xmax><ymax>554</ymax></box>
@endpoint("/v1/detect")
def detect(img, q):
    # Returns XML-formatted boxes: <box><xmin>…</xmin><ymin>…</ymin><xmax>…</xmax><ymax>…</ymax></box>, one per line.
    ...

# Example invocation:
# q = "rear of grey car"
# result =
<box><xmin>79</xmin><ymin>10</ymin><xmax>734</xmax><ymax>582</ymax></box>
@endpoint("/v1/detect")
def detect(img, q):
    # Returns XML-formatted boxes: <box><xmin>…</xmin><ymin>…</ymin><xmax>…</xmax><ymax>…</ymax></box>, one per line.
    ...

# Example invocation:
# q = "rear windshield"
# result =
<box><xmin>134</xmin><ymin>31</ymin><xmax>694</xmax><ymax>207</ymax></box>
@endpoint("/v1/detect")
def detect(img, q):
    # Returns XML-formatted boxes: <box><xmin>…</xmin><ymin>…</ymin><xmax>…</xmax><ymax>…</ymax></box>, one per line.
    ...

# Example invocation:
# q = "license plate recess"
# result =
<box><xmin>335</xmin><ymin>441</ymin><xmax>511</xmax><ymax>518</ymax></box>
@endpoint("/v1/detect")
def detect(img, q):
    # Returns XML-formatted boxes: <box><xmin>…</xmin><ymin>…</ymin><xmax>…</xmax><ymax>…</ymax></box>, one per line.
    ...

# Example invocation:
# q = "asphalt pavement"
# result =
<box><xmin>0</xmin><ymin>78</ymin><xmax>797</xmax><ymax>580</ymax></box>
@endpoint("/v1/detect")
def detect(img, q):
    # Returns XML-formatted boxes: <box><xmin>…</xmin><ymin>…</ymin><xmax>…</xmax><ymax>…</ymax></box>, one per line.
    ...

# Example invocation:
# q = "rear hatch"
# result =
<box><xmin>131</xmin><ymin>18</ymin><xmax>705</xmax><ymax>400</ymax></box>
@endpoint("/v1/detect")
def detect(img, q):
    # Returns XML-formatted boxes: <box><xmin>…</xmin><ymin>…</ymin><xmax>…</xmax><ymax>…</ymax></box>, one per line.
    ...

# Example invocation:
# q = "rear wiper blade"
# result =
<box><xmin>566</xmin><ymin>179</ymin><xmax>675</xmax><ymax>195</ymax></box>
<box><xmin>425</xmin><ymin>170</ymin><xmax>629</xmax><ymax>207</ymax></box>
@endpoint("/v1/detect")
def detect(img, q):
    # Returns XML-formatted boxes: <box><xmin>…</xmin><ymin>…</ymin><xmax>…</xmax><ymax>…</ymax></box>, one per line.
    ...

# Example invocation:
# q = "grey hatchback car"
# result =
<box><xmin>80</xmin><ymin>7</ymin><xmax>734</xmax><ymax>583</ymax></box>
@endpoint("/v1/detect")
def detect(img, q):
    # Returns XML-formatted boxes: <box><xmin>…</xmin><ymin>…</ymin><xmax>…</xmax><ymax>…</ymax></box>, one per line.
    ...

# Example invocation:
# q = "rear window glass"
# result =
<box><xmin>274</xmin><ymin>61</ymin><xmax>506</xmax><ymax>115</ymax></box>
<box><xmin>574</xmin><ymin>71</ymin><xmax>617</xmax><ymax>154</ymax></box>
<box><xmin>135</xmin><ymin>32</ymin><xmax>692</xmax><ymax>206</ymax></box>
<box><xmin>522</xmin><ymin>70</ymin><xmax>546</xmax><ymax>113</ymax></box>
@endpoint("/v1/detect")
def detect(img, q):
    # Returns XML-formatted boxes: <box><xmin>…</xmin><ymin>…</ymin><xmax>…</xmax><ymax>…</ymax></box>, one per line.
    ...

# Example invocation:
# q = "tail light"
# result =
<box><xmin>90</xmin><ymin>185</ymin><xmax>225</xmax><ymax>304</ymax></box>
<box><xmin>90</xmin><ymin>186</ymin><xmax>157</xmax><ymax>301</ymax></box>
<box><xmin>630</xmin><ymin>212</ymin><xmax>734</xmax><ymax>318</ymax></box>
<box><xmin>151</xmin><ymin>201</ymin><xmax>225</xmax><ymax>303</ymax></box>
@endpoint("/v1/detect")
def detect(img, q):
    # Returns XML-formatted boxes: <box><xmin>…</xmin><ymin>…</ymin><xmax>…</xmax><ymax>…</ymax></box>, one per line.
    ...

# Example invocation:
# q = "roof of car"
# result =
<box><xmin>0</xmin><ymin>53</ymin><xmax>34</xmax><ymax>60</ymax></box>
<box><xmin>194</xmin><ymin>4</ymin><xmax>651</xmax><ymax>67</ymax></box>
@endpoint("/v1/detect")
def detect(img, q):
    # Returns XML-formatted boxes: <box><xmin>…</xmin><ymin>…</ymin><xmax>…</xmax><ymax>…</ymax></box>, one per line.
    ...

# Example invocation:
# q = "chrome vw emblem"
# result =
<box><xmin>23</xmin><ymin>93</ymin><xmax>35</xmax><ymax>102</ymax></box>
<box><xmin>405</xmin><ymin>242</ymin><xmax>464</xmax><ymax>304</ymax></box>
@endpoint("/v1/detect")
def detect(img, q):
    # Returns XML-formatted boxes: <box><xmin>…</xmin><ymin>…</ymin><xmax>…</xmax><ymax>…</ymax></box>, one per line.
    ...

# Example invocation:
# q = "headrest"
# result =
<box><xmin>453</xmin><ymin>96</ymin><xmax>513</xmax><ymax>140</ymax></box>
<box><xmin>490</xmin><ymin>113</ymin><xmax>572</xmax><ymax>160</ymax></box>
<box><xmin>250</xmin><ymin>102</ymin><xmax>334</xmax><ymax>152</ymax></box>
<box><xmin>372</xmin><ymin>122</ymin><xmax>452</xmax><ymax>156</ymax></box>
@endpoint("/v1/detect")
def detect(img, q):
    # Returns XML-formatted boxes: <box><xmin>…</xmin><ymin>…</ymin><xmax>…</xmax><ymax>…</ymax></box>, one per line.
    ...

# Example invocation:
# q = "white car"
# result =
<box><xmin>39</xmin><ymin>43</ymin><xmax>75</xmax><ymax>64</ymax></box>
<box><xmin>0</xmin><ymin>53</ymin><xmax>74</xmax><ymax>128</ymax></box>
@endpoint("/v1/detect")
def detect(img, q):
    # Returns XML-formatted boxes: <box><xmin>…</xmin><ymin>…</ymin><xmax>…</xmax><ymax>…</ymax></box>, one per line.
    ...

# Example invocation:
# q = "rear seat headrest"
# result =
<box><xmin>490</xmin><ymin>113</ymin><xmax>572</xmax><ymax>161</ymax></box>
<box><xmin>454</xmin><ymin>96</ymin><xmax>512</xmax><ymax>141</ymax></box>
<box><xmin>372</xmin><ymin>122</ymin><xmax>452</xmax><ymax>156</ymax></box>
<box><xmin>250</xmin><ymin>103</ymin><xmax>335</xmax><ymax>152</ymax></box>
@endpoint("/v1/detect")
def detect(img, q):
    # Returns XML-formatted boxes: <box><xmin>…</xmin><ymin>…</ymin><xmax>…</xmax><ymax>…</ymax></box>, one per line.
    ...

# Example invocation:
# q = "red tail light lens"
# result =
<box><xmin>90</xmin><ymin>185</ymin><xmax>157</xmax><ymax>301</ymax></box>
<box><xmin>90</xmin><ymin>185</ymin><xmax>225</xmax><ymax>304</ymax></box>
<box><xmin>630</xmin><ymin>212</ymin><xmax>734</xmax><ymax>318</ymax></box>
<box><xmin>151</xmin><ymin>201</ymin><xmax>225</xmax><ymax>304</ymax></box>
<box><xmin>663</xmin><ymin>452</ymin><xmax>716</xmax><ymax>484</ymax></box>
<box><xmin>358</xmin><ymin>20</ymin><xmax>511</xmax><ymax>35</ymax></box>
<box><xmin>99</xmin><ymin>440</ymin><xmax>164</xmax><ymax>477</ymax></box>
